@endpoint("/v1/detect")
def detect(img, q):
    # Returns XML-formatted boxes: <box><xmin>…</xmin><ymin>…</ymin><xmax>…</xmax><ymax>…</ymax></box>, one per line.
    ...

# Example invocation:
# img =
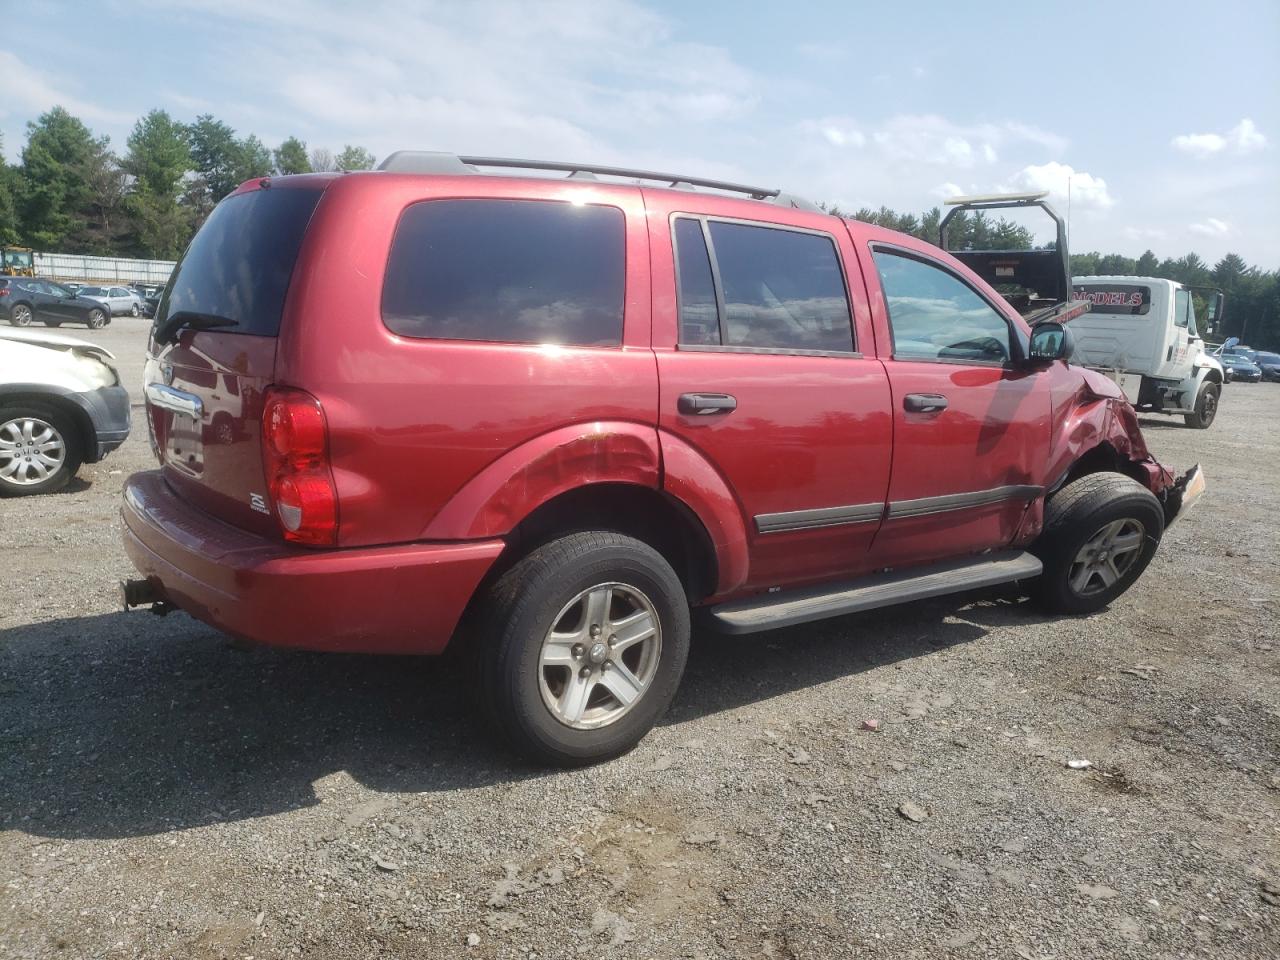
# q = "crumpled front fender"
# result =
<box><xmin>1046</xmin><ymin>381</ymin><xmax>1174</xmax><ymax>497</ymax></box>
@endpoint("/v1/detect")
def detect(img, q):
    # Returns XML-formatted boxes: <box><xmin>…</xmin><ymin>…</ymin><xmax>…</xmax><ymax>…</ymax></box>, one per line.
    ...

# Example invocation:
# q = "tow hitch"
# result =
<box><xmin>119</xmin><ymin>578</ymin><xmax>174</xmax><ymax>615</ymax></box>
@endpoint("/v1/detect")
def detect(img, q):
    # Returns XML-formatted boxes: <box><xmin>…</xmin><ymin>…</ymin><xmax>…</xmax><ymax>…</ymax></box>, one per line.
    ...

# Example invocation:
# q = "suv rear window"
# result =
<box><xmin>382</xmin><ymin>199</ymin><xmax>625</xmax><ymax>346</ymax></box>
<box><xmin>154</xmin><ymin>184</ymin><xmax>322</xmax><ymax>337</ymax></box>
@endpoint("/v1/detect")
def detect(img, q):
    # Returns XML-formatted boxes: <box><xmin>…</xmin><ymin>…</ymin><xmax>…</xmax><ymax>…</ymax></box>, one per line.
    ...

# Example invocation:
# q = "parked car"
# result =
<box><xmin>75</xmin><ymin>284</ymin><xmax>145</xmax><ymax>317</ymax></box>
<box><xmin>119</xmin><ymin>154</ymin><xmax>1203</xmax><ymax>765</ymax></box>
<box><xmin>0</xmin><ymin>278</ymin><xmax>112</xmax><ymax>329</ymax></box>
<box><xmin>1252</xmin><ymin>351</ymin><xmax>1280</xmax><ymax>382</ymax></box>
<box><xmin>0</xmin><ymin>328</ymin><xmax>130</xmax><ymax>495</ymax></box>
<box><xmin>1218</xmin><ymin>352</ymin><xmax>1263</xmax><ymax>383</ymax></box>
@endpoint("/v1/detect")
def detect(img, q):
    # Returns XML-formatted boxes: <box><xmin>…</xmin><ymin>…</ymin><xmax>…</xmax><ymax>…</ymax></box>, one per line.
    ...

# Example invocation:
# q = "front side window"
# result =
<box><xmin>873</xmin><ymin>250</ymin><xmax>1012</xmax><ymax>363</ymax></box>
<box><xmin>1174</xmin><ymin>288</ymin><xmax>1190</xmax><ymax>329</ymax></box>
<box><xmin>383</xmin><ymin>199</ymin><xmax>625</xmax><ymax>346</ymax></box>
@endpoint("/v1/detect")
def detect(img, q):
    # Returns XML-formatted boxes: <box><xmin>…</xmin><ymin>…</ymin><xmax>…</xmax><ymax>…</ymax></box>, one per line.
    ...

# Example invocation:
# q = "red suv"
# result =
<box><xmin>121</xmin><ymin>153</ymin><xmax>1202</xmax><ymax>765</ymax></box>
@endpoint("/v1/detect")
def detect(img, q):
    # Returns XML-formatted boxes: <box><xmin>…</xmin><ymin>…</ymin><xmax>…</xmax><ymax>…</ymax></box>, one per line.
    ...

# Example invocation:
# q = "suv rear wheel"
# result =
<box><xmin>1030</xmin><ymin>472</ymin><xmax>1164</xmax><ymax>614</ymax></box>
<box><xmin>0</xmin><ymin>404</ymin><xmax>82</xmax><ymax>497</ymax></box>
<box><xmin>477</xmin><ymin>531</ymin><xmax>690</xmax><ymax>766</ymax></box>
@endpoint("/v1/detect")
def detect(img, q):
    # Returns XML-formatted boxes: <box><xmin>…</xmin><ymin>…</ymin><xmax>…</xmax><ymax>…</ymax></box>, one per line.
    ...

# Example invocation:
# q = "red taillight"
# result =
<box><xmin>0</xmin><ymin>288</ymin><xmax>9</xmax><ymax>296</ymax></box>
<box><xmin>261</xmin><ymin>387</ymin><xmax>338</xmax><ymax>545</ymax></box>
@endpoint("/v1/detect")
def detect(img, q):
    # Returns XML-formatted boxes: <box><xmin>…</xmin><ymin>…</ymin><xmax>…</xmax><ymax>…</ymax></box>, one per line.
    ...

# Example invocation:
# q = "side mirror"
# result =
<box><xmin>1028</xmin><ymin>321</ymin><xmax>1074</xmax><ymax>363</ymax></box>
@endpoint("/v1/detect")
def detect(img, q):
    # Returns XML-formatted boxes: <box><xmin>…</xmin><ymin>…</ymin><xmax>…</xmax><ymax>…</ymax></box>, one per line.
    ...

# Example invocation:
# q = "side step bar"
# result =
<box><xmin>709</xmin><ymin>550</ymin><xmax>1043</xmax><ymax>635</ymax></box>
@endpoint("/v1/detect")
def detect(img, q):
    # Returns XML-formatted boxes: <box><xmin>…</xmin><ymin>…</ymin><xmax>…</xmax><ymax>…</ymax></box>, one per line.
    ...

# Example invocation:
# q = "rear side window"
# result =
<box><xmin>382</xmin><ymin>199</ymin><xmax>625</xmax><ymax>346</ymax></box>
<box><xmin>155</xmin><ymin>185</ymin><xmax>322</xmax><ymax>337</ymax></box>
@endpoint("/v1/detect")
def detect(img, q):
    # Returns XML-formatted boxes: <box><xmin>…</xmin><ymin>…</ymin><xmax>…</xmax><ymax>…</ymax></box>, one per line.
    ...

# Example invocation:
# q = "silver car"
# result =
<box><xmin>75</xmin><ymin>284</ymin><xmax>145</xmax><ymax>317</ymax></box>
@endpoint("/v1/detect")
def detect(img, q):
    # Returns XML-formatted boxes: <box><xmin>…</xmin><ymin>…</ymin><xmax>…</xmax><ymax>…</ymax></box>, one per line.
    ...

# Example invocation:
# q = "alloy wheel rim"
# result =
<box><xmin>0</xmin><ymin>417</ymin><xmax>66</xmax><ymax>485</ymax></box>
<box><xmin>538</xmin><ymin>581</ymin><xmax>662</xmax><ymax>730</ymax></box>
<box><xmin>13</xmin><ymin>306</ymin><xmax>31</xmax><ymax>325</ymax></box>
<box><xmin>1068</xmin><ymin>518</ymin><xmax>1145</xmax><ymax>597</ymax></box>
<box><xmin>89</xmin><ymin>311</ymin><xmax>104</xmax><ymax>328</ymax></box>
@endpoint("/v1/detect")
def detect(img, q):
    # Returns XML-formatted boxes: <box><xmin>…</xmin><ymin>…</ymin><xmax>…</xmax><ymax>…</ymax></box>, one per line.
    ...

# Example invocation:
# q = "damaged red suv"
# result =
<box><xmin>121</xmin><ymin>153</ymin><xmax>1203</xmax><ymax>765</ymax></box>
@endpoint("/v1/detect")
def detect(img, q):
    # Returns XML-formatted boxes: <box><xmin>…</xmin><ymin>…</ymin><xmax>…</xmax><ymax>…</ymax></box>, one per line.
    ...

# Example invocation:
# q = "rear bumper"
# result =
<box><xmin>81</xmin><ymin>384</ymin><xmax>131</xmax><ymax>460</ymax></box>
<box><xmin>121</xmin><ymin>470</ymin><xmax>505</xmax><ymax>654</ymax></box>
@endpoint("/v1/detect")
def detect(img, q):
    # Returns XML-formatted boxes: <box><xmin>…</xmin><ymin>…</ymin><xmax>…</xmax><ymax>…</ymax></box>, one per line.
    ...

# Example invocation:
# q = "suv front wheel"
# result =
<box><xmin>1030</xmin><ymin>472</ymin><xmax>1164</xmax><ymax>614</ymax></box>
<box><xmin>477</xmin><ymin>531</ymin><xmax>691</xmax><ymax>766</ymax></box>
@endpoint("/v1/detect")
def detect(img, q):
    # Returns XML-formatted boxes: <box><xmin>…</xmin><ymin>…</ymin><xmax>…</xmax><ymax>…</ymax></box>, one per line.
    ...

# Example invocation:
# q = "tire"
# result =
<box><xmin>1030</xmin><ymin>472</ymin><xmax>1164</xmax><ymax>615</ymax></box>
<box><xmin>9</xmin><ymin>303</ymin><xmax>33</xmax><ymax>326</ymax></box>
<box><xmin>0</xmin><ymin>403</ymin><xmax>83</xmax><ymax>497</ymax></box>
<box><xmin>86</xmin><ymin>308</ymin><xmax>107</xmax><ymax>330</ymax></box>
<box><xmin>476</xmin><ymin>531</ymin><xmax>691</xmax><ymax>766</ymax></box>
<box><xmin>1184</xmin><ymin>381</ymin><xmax>1220</xmax><ymax>429</ymax></box>
<box><xmin>130</xmin><ymin>303</ymin><xmax>140</xmax><ymax>317</ymax></box>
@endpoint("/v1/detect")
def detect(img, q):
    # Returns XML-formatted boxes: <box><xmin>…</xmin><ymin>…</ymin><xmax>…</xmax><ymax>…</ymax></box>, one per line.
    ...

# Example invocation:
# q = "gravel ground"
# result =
<box><xmin>2</xmin><ymin>316</ymin><xmax>1278</xmax><ymax>959</ymax></box>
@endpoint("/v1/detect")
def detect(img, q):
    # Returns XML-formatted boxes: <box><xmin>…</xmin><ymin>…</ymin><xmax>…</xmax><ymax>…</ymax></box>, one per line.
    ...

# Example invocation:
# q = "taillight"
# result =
<box><xmin>0</xmin><ymin>288</ymin><xmax>9</xmax><ymax>296</ymax></box>
<box><xmin>261</xmin><ymin>387</ymin><xmax>338</xmax><ymax>545</ymax></box>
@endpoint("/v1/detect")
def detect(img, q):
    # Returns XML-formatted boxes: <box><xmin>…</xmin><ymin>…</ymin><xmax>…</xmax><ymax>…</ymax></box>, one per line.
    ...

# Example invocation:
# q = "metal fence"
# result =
<box><xmin>35</xmin><ymin>252</ymin><xmax>176</xmax><ymax>285</ymax></box>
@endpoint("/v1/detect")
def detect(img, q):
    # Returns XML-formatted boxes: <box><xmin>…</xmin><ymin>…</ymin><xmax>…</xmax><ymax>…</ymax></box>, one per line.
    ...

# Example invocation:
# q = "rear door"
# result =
<box><xmin>146</xmin><ymin>180</ymin><xmax>325</xmax><ymax>534</ymax></box>
<box><xmin>646</xmin><ymin>192</ymin><xmax>892</xmax><ymax>592</ymax></box>
<box><xmin>861</xmin><ymin>242</ymin><xmax>1051</xmax><ymax>568</ymax></box>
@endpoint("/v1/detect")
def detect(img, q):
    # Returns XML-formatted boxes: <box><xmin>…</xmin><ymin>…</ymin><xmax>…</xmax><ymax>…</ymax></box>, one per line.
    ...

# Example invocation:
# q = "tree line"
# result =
<box><xmin>0</xmin><ymin>106</ymin><xmax>1275</xmax><ymax>348</ymax></box>
<box><xmin>0</xmin><ymin>106</ymin><xmax>375</xmax><ymax>261</ymax></box>
<box><xmin>834</xmin><ymin>204</ymin><xmax>1278</xmax><ymax>349</ymax></box>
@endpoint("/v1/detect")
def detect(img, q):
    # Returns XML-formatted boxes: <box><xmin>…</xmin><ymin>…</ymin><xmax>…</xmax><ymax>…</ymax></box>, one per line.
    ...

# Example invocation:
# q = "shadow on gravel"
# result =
<box><xmin>0</xmin><ymin>592</ymin><xmax>1014</xmax><ymax>840</ymax></box>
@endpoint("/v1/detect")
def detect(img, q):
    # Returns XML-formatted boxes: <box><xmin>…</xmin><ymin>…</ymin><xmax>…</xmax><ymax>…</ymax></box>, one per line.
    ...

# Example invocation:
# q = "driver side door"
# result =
<box><xmin>861</xmin><ymin>244</ymin><xmax>1053</xmax><ymax>568</ymax></box>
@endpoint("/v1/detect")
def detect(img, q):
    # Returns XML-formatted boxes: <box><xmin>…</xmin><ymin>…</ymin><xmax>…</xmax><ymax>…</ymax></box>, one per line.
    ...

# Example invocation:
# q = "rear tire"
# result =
<box><xmin>1184</xmin><ymin>381</ymin><xmax>1219</xmax><ymax>429</ymax></box>
<box><xmin>1030</xmin><ymin>472</ymin><xmax>1164</xmax><ymax>615</ymax></box>
<box><xmin>476</xmin><ymin>531</ymin><xmax>690</xmax><ymax>766</ymax></box>
<box><xmin>0</xmin><ymin>403</ymin><xmax>82</xmax><ymax>497</ymax></box>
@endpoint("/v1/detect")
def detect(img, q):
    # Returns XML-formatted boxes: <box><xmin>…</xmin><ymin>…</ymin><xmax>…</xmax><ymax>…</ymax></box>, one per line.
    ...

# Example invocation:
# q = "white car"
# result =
<box><xmin>74</xmin><ymin>284</ymin><xmax>146</xmax><ymax>317</ymax></box>
<box><xmin>0</xmin><ymin>329</ymin><xmax>131</xmax><ymax>496</ymax></box>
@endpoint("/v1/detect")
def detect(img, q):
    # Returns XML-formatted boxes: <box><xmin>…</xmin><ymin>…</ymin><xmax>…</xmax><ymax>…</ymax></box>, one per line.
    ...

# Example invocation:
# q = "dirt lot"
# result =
<box><xmin>2</xmin><ymin>316</ymin><xmax>1278</xmax><ymax>959</ymax></box>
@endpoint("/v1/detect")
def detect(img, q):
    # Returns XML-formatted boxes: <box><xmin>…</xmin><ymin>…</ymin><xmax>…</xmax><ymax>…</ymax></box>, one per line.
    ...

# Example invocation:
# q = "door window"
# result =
<box><xmin>873</xmin><ymin>250</ymin><xmax>1012</xmax><ymax>363</ymax></box>
<box><xmin>1174</xmin><ymin>288</ymin><xmax>1192</xmax><ymax>330</ymax></box>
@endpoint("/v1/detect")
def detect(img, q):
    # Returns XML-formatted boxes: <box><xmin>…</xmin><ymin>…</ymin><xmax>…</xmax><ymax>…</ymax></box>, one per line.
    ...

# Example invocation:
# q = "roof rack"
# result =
<box><xmin>377</xmin><ymin>150</ymin><xmax>783</xmax><ymax>201</ymax></box>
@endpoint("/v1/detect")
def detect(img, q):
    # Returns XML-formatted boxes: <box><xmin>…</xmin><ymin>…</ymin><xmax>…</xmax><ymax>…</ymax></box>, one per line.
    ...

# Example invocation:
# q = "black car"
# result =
<box><xmin>1218</xmin><ymin>352</ymin><xmax>1263</xmax><ymax>383</ymax></box>
<box><xmin>1252</xmin><ymin>351</ymin><xmax>1280</xmax><ymax>382</ymax></box>
<box><xmin>0</xmin><ymin>278</ymin><xmax>112</xmax><ymax>329</ymax></box>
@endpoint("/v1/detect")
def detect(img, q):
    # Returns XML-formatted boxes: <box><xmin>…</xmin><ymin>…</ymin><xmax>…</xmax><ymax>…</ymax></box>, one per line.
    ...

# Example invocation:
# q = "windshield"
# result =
<box><xmin>154</xmin><ymin>183</ymin><xmax>322</xmax><ymax>337</ymax></box>
<box><xmin>1071</xmin><ymin>284</ymin><xmax>1152</xmax><ymax>316</ymax></box>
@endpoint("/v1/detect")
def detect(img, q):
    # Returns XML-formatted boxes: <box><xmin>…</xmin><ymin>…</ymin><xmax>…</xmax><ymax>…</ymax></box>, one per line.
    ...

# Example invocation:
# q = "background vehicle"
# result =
<box><xmin>120</xmin><ymin>155</ymin><xmax>1200</xmax><ymax>765</ymax></box>
<box><xmin>1</xmin><ymin>278</ymin><xmax>112</xmax><ymax>329</ymax></box>
<box><xmin>75</xmin><ymin>284</ymin><xmax>145</xmax><ymax>317</ymax></box>
<box><xmin>1251</xmin><ymin>351</ymin><xmax>1280</xmax><ymax>382</ymax></box>
<box><xmin>1</xmin><ymin>246</ymin><xmax>35</xmax><ymax>276</ymax></box>
<box><xmin>0</xmin><ymin>328</ymin><xmax>130</xmax><ymax>495</ymax></box>
<box><xmin>1217</xmin><ymin>352</ymin><xmax>1263</xmax><ymax>382</ymax></box>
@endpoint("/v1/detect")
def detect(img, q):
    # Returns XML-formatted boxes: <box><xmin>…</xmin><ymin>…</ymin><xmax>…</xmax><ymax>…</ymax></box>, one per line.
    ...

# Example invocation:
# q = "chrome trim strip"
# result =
<box><xmin>145</xmin><ymin>383</ymin><xmax>203</xmax><ymax>418</ymax></box>
<box><xmin>887</xmin><ymin>484</ymin><xmax>1043</xmax><ymax>520</ymax></box>
<box><xmin>756</xmin><ymin>502</ymin><xmax>884</xmax><ymax>534</ymax></box>
<box><xmin>678</xmin><ymin>344</ymin><xmax>864</xmax><ymax>359</ymax></box>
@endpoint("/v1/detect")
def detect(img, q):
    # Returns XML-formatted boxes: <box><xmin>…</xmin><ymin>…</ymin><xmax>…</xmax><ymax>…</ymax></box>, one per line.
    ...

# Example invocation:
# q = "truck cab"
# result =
<box><xmin>1070</xmin><ymin>276</ymin><xmax>1225</xmax><ymax>428</ymax></box>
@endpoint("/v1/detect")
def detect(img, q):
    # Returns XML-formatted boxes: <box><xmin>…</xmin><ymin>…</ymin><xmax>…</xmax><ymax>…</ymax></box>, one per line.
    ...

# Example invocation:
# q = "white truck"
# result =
<box><xmin>936</xmin><ymin>193</ymin><xmax>1226</xmax><ymax>429</ymax></box>
<box><xmin>1068</xmin><ymin>277</ymin><xmax>1226</xmax><ymax>429</ymax></box>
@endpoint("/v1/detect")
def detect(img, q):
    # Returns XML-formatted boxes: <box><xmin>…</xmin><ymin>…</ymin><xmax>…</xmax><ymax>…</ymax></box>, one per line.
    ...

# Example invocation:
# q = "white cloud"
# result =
<box><xmin>0</xmin><ymin>51</ymin><xmax>132</xmax><ymax>128</ymax></box>
<box><xmin>933</xmin><ymin>182</ymin><xmax>966</xmax><ymax>199</ymax></box>
<box><xmin>1122</xmin><ymin>225</ymin><xmax>1167</xmax><ymax>242</ymax></box>
<box><xmin>868</xmin><ymin>114</ymin><xmax>1063</xmax><ymax>168</ymax></box>
<box><xmin>1004</xmin><ymin>161</ymin><xmax>1114</xmax><ymax>212</ymax></box>
<box><xmin>1189</xmin><ymin>217</ymin><xmax>1230</xmax><ymax>237</ymax></box>
<box><xmin>1172</xmin><ymin>118</ymin><xmax>1266</xmax><ymax>158</ymax></box>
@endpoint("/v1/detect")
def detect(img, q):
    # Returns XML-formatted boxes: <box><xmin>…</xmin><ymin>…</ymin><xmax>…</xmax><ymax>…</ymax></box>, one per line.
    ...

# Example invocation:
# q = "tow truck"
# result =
<box><xmin>939</xmin><ymin>193</ymin><xmax>1226</xmax><ymax>429</ymax></box>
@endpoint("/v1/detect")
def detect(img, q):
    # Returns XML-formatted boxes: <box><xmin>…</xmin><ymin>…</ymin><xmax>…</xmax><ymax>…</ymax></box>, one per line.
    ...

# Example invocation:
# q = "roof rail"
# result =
<box><xmin>377</xmin><ymin>150</ymin><xmax>782</xmax><ymax>200</ymax></box>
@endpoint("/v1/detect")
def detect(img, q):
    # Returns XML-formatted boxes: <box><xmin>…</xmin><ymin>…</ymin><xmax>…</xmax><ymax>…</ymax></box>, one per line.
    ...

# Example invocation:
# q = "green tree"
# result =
<box><xmin>17</xmin><ymin>106</ymin><xmax>101</xmax><ymax>249</ymax></box>
<box><xmin>335</xmin><ymin>145</ymin><xmax>376</xmax><ymax>171</ymax></box>
<box><xmin>82</xmin><ymin>138</ymin><xmax>128</xmax><ymax>253</ymax></box>
<box><xmin>187</xmin><ymin>114</ymin><xmax>241</xmax><ymax>202</ymax></box>
<box><xmin>0</xmin><ymin>133</ymin><xmax>19</xmax><ymax>245</ymax></box>
<box><xmin>273</xmin><ymin>136</ymin><xmax>311</xmax><ymax>175</ymax></box>
<box><xmin>235</xmin><ymin>134</ymin><xmax>273</xmax><ymax>182</ymax></box>
<box><xmin>124</xmin><ymin>110</ymin><xmax>190</xmax><ymax>197</ymax></box>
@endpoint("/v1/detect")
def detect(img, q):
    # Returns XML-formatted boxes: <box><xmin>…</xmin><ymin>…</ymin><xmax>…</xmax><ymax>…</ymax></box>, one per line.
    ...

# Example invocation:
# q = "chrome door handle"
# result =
<box><xmin>145</xmin><ymin>383</ymin><xmax>203</xmax><ymax>417</ymax></box>
<box><xmin>678</xmin><ymin>393</ymin><xmax>737</xmax><ymax>415</ymax></box>
<box><xmin>903</xmin><ymin>393</ymin><xmax>948</xmax><ymax>414</ymax></box>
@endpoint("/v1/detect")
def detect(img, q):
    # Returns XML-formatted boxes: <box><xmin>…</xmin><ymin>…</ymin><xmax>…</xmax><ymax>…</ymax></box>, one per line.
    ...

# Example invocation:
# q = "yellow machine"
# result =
<box><xmin>1</xmin><ymin>246</ymin><xmax>35</xmax><ymax>276</ymax></box>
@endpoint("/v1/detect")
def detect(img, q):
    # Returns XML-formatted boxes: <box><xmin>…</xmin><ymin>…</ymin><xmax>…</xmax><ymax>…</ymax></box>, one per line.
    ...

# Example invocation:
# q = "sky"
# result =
<box><xmin>3</xmin><ymin>0</ymin><xmax>1278</xmax><ymax>265</ymax></box>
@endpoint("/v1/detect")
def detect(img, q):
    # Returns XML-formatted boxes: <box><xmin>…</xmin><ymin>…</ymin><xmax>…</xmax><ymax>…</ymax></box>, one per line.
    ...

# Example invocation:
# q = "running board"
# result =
<box><xmin>709</xmin><ymin>551</ymin><xmax>1043</xmax><ymax>635</ymax></box>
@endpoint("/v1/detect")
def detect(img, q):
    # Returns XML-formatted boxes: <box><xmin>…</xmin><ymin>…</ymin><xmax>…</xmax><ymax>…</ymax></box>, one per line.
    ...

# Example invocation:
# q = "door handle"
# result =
<box><xmin>903</xmin><ymin>393</ymin><xmax>948</xmax><ymax>414</ymax></box>
<box><xmin>678</xmin><ymin>393</ymin><xmax>737</xmax><ymax>415</ymax></box>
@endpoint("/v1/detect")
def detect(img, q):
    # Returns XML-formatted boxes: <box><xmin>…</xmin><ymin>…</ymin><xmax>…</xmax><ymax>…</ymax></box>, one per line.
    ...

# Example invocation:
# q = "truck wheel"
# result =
<box><xmin>1030</xmin><ymin>472</ymin><xmax>1164</xmax><ymax>615</ymax></box>
<box><xmin>476</xmin><ymin>531</ymin><xmax>690</xmax><ymax>766</ymax></box>
<box><xmin>0</xmin><ymin>404</ymin><xmax>83</xmax><ymax>497</ymax></box>
<box><xmin>1184</xmin><ymin>381</ymin><xmax>1219</xmax><ymax>429</ymax></box>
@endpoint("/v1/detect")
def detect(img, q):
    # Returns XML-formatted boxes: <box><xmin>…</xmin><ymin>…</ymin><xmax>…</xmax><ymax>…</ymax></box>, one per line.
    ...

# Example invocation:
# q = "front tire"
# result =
<box><xmin>1184</xmin><ymin>381</ymin><xmax>1220</xmax><ymax>429</ymax></box>
<box><xmin>9</xmin><ymin>304</ymin><xmax>33</xmax><ymax>326</ymax></box>
<box><xmin>1030</xmin><ymin>472</ymin><xmax>1164</xmax><ymax>615</ymax></box>
<box><xmin>86</xmin><ymin>308</ymin><xmax>107</xmax><ymax>330</ymax></box>
<box><xmin>477</xmin><ymin>531</ymin><xmax>691</xmax><ymax>766</ymax></box>
<box><xmin>0</xmin><ymin>404</ymin><xmax>82</xmax><ymax>497</ymax></box>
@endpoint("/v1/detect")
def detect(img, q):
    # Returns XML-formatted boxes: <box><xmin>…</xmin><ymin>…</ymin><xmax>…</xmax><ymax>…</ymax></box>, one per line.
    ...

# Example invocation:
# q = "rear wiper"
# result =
<box><xmin>155</xmin><ymin>310</ymin><xmax>238</xmax><ymax>345</ymax></box>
